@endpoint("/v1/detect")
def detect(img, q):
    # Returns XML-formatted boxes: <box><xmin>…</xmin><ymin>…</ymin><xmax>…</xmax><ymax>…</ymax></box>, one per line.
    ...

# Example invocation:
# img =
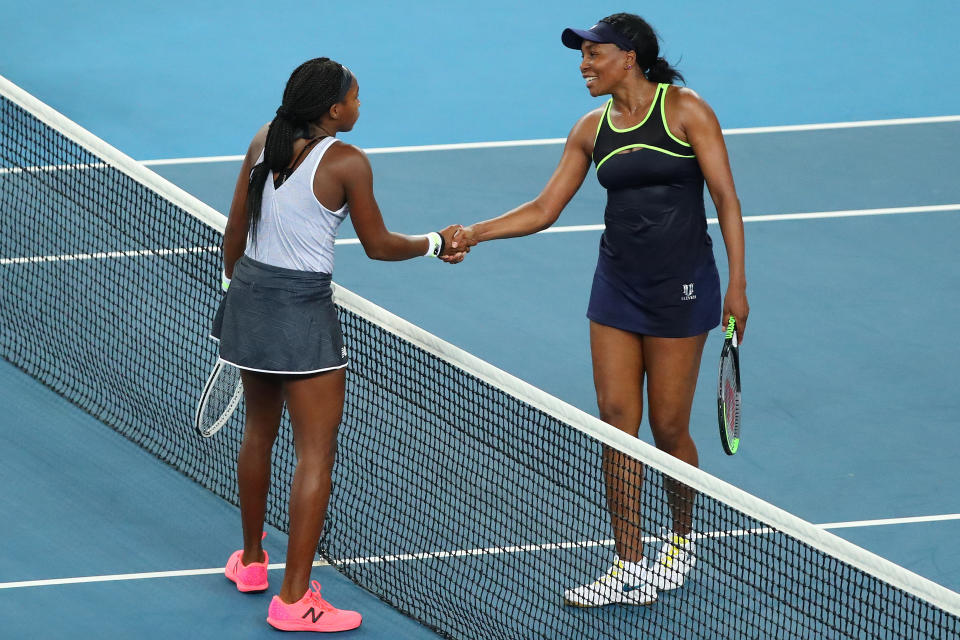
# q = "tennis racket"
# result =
<box><xmin>717</xmin><ymin>316</ymin><xmax>741</xmax><ymax>455</ymax></box>
<box><xmin>194</xmin><ymin>358</ymin><xmax>243</xmax><ymax>438</ymax></box>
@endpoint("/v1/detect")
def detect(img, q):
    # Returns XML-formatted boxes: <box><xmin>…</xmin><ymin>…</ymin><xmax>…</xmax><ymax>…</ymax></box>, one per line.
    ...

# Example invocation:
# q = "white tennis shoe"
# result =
<box><xmin>563</xmin><ymin>557</ymin><xmax>657</xmax><ymax>607</ymax></box>
<box><xmin>644</xmin><ymin>534</ymin><xmax>696</xmax><ymax>591</ymax></box>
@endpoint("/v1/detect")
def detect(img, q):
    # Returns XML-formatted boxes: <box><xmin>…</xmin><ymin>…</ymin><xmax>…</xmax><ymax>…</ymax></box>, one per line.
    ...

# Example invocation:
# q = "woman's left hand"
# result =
<box><xmin>723</xmin><ymin>285</ymin><xmax>749</xmax><ymax>344</ymax></box>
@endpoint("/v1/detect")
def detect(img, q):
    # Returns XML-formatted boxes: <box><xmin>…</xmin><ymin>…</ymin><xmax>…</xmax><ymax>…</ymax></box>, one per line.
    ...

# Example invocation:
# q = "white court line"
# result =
<box><xmin>0</xmin><ymin>246</ymin><xmax>219</xmax><ymax>266</ymax></box>
<box><xmin>721</xmin><ymin>114</ymin><xmax>960</xmax><ymax>135</ymax></box>
<box><xmin>137</xmin><ymin>114</ymin><xmax>960</xmax><ymax>165</ymax></box>
<box><xmin>2</xmin><ymin>205</ymin><xmax>958</xmax><ymax>265</ymax></box>
<box><xmin>3</xmin><ymin>513</ymin><xmax>958</xmax><ymax>590</ymax></box>
<box><xmin>0</xmin><ymin>561</ymin><xmax>330</xmax><ymax>590</ymax></box>
<box><xmin>538</xmin><ymin>203</ymin><xmax>960</xmax><ymax>235</ymax></box>
<box><xmin>354</xmin><ymin>203</ymin><xmax>960</xmax><ymax>239</ymax></box>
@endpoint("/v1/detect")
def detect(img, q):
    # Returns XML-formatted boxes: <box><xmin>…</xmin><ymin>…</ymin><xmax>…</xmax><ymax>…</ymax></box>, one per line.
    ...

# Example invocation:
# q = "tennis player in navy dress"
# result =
<box><xmin>451</xmin><ymin>13</ymin><xmax>749</xmax><ymax>606</ymax></box>
<box><xmin>588</xmin><ymin>80</ymin><xmax>721</xmax><ymax>338</ymax></box>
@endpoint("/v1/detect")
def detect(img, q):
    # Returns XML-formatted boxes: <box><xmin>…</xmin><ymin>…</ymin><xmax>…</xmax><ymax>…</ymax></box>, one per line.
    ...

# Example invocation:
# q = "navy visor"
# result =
<box><xmin>561</xmin><ymin>22</ymin><xmax>634</xmax><ymax>51</ymax></box>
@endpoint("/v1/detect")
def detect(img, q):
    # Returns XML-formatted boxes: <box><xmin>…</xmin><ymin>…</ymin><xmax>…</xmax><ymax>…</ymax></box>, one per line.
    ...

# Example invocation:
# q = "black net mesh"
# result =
<box><xmin>2</xmin><ymin>82</ymin><xmax>958</xmax><ymax>639</ymax></box>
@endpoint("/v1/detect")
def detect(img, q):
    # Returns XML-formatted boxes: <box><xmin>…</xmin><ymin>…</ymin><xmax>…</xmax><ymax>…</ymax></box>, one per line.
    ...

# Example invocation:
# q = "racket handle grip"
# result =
<box><xmin>725</xmin><ymin>316</ymin><xmax>737</xmax><ymax>347</ymax></box>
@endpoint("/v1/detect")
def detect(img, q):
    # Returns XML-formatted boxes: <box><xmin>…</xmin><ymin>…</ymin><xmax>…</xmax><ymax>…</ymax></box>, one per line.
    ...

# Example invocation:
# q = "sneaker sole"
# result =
<box><xmin>225</xmin><ymin>572</ymin><xmax>268</xmax><ymax>592</ymax></box>
<box><xmin>267</xmin><ymin>616</ymin><xmax>362</xmax><ymax>632</ymax></box>
<box><xmin>563</xmin><ymin>594</ymin><xmax>657</xmax><ymax>607</ymax></box>
<box><xmin>647</xmin><ymin>562</ymin><xmax>695</xmax><ymax>592</ymax></box>
<box><xmin>225</xmin><ymin>551</ymin><xmax>269</xmax><ymax>592</ymax></box>
<box><xmin>647</xmin><ymin>574</ymin><xmax>686</xmax><ymax>591</ymax></box>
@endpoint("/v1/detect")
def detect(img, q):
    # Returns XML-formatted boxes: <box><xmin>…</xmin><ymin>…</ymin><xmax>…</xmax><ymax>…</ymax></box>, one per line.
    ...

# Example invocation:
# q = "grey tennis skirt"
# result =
<box><xmin>210</xmin><ymin>256</ymin><xmax>347</xmax><ymax>374</ymax></box>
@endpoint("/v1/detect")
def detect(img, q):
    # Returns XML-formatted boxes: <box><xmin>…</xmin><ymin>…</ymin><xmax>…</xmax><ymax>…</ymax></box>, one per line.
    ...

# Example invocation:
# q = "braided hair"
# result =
<box><xmin>247</xmin><ymin>57</ymin><xmax>350</xmax><ymax>242</ymax></box>
<box><xmin>600</xmin><ymin>13</ymin><xmax>685</xmax><ymax>85</ymax></box>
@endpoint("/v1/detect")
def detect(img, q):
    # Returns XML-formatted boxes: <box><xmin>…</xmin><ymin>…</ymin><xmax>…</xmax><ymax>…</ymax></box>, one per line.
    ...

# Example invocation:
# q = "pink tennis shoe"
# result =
<box><xmin>267</xmin><ymin>580</ymin><xmax>362</xmax><ymax>632</ymax></box>
<box><xmin>224</xmin><ymin>534</ymin><xmax>269</xmax><ymax>592</ymax></box>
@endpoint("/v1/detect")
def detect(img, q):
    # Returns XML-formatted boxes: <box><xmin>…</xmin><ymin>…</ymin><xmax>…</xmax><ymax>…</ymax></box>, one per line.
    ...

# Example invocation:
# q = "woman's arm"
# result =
<box><xmin>452</xmin><ymin>110</ymin><xmax>601</xmax><ymax>248</ymax></box>
<box><xmin>326</xmin><ymin>143</ymin><xmax>462</xmax><ymax>261</ymax></box>
<box><xmin>673</xmin><ymin>88</ymin><xmax>750</xmax><ymax>340</ymax></box>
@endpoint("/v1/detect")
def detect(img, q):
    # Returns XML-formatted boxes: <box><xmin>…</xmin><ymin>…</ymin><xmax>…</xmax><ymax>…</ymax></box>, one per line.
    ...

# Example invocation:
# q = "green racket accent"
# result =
<box><xmin>725</xmin><ymin>316</ymin><xmax>736</xmax><ymax>340</ymax></box>
<box><xmin>722</xmin><ymin>403</ymin><xmax>740</xmax><ymax>454</ymax></box>
<box><xmin>718</xmin><ymin>316</ymin><xmax>741</xmax><ymax>455</ymax></box>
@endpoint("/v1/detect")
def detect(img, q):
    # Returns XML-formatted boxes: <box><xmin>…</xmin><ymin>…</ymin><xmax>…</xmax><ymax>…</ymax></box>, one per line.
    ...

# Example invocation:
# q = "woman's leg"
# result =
<box><xmin>590</xmin><ymin>321</ymin><xmax>646</xmax><ymax>563</ymax></box>
<box><xmin>277</xmin><ymin>368</ymin><xmax>346</xmax><ymax>604</ymax></box>
<box><xmin>642</xmin><ymin>333</ymin><xmax>708</xmax><ymax>537</ymax></box>
<box><xmin>238</xmin><ymin>370</ymin><xmax>285</xmax><ymax>565</ymax></box>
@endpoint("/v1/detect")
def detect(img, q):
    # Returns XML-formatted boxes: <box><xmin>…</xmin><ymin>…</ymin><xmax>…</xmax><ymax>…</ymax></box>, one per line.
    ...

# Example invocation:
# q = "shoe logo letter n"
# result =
<box><xmin>302</xmin><ymin>607</ymin><xmax>324</xmax><ymax>623</ymax></box>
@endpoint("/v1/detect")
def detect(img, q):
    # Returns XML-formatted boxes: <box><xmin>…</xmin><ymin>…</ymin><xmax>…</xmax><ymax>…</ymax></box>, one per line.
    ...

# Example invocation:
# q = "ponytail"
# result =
<box><xmin>247</xmin><ymin>110</ymin><xmax>297</xmax><ymax>242</ymax></box>
<box><xmin>645</xmin><ymin>56</ymin><xmax>684</xmax><ymax>85</ymax></box>
<box><xmin>246</xmin><ymin>58</ymin><xmax>348</xmax><ymax>242</ymax></box>
<box><xmin>600</xmin><ymin>13</ymin><xmax>685</xmax><ymax>85</ymax></box>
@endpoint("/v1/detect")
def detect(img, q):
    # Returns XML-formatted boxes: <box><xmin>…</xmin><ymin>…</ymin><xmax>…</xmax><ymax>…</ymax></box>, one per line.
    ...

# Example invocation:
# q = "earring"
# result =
<box><xmin>626</xmin><ymin>65</ymin><xmax>633</xmax><ymax>70</ymax></box>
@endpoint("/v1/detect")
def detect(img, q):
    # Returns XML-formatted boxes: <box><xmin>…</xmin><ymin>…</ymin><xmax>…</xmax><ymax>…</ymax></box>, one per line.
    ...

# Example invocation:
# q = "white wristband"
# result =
<box><xmin>423</xmin><ymin>232</ymin><xmax>442</xmax><ymax>258</ymax></box>
<box><xmin>221</xmin><ymin>270</ymin><xmax>231</xmax><ymax>292</ymax></box>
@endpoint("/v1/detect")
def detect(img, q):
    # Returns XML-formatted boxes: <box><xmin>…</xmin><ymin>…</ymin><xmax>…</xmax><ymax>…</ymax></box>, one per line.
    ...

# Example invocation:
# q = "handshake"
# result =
<box><xmin>435</xmin><ymin>225</ymin><xmax>479</xmax><ymax>264</ymax></box>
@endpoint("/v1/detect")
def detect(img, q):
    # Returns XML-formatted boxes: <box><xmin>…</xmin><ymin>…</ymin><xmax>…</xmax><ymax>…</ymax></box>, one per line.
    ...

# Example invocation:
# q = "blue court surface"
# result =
<box><xmin>2</xmin><ymin>1</ymin><xmax>959</xmax><ymax>638</ymax></box>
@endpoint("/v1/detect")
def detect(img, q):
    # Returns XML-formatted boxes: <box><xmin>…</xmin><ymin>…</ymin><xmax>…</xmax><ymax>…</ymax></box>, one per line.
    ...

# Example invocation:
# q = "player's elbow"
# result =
<box><xmin>365</xmin><ymin>249</ymin><xmax>392</xmax><ymax>261</ymax></box>
<box><xmin>223</xmin><ymin>216</ymin><xmax>242</xmax><ymax>240</ymax></box>
<box><xmin>535</xmin><ymin>201</ymin><xmax>562</xmax><ymax>231</ymax></box>
<box><xmin>361</xmin><ymin>235</ymin><xmax>395</xmax><ymax>261</ymax></box>
<box><xmin>223</xmin><ymin>218</ymin><xmax>247</xmax><ymax>252</ymax></box>
<box><xmin>362</xmin><ymin>243</ymin><xmax>387</xmax><ymax>260</ymax></box>
<box><xmin>712</xmin><ymin>190</ymin><xmax>740</xmax><ymax>216</ymax></box>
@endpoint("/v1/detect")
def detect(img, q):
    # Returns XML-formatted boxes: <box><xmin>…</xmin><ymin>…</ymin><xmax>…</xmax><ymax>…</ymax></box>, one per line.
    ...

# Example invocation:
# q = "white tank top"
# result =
<box><xmin>245</xmin><ymin>136</ymin><xmax>348</xmax><ymax>273</ymax></box>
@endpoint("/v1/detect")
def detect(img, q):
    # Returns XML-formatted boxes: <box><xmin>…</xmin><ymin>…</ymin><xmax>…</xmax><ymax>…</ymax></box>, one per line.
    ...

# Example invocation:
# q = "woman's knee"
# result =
<box><xmin>596</xmin><ymin>393</ymin><xmax>642</xmax><ymax>432</ymax></box>
<box><xmin>241</xmin><ymin>424</ymin><xmax>279</xmax><ymax>453</ymax></box>
<box><xmin>649</xmin><ymin>416</ymin><xmax>692</xmax><ymax>452</ymax></box>
<box><xmin>297</xmin><ymin>436</ymin><xmax>338</xmax><ymax>471</ymax></box>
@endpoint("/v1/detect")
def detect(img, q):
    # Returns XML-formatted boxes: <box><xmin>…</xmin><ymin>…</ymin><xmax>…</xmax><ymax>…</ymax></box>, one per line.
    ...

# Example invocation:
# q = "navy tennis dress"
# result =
<box><xmin>586</xmin><ymin>83</ymin><xmax>721</xmax><ymax>338</ymax></box>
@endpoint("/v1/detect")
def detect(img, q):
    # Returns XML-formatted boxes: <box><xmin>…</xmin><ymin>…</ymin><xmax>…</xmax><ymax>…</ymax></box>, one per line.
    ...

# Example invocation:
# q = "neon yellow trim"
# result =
<box><xmin>660</xmin><ymin>84</ymin><xmax>692</xmax><ymax>148</ymax></box>
<box><xmin>594</xmin><ymin>100</ymin><xmax>611</xmax><ymax>147</ymax></box>
<box><xmin>595</xmin><ymin>143</ymin><xmax>695</xmax><ymax>172</ymax></box>
<box><xmin>606</xmin><ymin>84</ymin><xmax>660</xmax><ymax>133</ymax></box>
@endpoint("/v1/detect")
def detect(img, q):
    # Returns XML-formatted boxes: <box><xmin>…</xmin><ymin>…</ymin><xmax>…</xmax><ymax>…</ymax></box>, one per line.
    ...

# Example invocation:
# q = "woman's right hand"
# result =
<box><xmin>450</xmin><ymin>225</ymin><xmax>477</xmax><ymax>252</ymax></box>
<box><xmin>440</xmin><ymin>224</ymin><xmax>473</xmax><ymax>264</ymax></box>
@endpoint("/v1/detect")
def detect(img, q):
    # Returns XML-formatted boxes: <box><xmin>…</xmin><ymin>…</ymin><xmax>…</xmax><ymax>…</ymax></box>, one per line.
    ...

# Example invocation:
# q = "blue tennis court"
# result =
<box><xmin>2</xmin><ymin>2</ymin><xmax>959</xmax><ymax>638</ymax></box>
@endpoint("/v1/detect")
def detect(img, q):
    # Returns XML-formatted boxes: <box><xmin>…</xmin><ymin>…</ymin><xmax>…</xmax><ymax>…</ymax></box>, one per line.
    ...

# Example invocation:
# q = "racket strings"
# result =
<box><xmin>195</xmin><ymin>362</ymin><xmax>243</xmax><ymax>437</ymax></box>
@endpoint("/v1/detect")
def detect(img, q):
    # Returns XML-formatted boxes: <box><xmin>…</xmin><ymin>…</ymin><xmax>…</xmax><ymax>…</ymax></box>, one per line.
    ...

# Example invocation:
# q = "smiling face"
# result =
<box><xmin>580</xmin><ymin>41</ymin><xmax>634</xmax><ymax>96</ymax></box>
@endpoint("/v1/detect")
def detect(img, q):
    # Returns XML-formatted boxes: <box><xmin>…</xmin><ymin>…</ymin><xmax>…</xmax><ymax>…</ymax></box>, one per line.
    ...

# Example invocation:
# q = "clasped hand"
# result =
<box><xmin>437</xmin><ymin>225</ymin><xmax>478</xmax><ymax>264</ymax></box>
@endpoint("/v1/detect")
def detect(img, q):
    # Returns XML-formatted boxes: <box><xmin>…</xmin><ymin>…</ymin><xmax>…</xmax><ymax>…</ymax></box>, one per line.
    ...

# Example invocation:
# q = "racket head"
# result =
<box><xmin>717</xmin><ymin>317</ymin><xmax>741</xmax><ymax>455</ymax></box>
<box><xmin>194</xmin><ymin>359</ymin><xmax>243</xmax><ymax>438</ymax></box>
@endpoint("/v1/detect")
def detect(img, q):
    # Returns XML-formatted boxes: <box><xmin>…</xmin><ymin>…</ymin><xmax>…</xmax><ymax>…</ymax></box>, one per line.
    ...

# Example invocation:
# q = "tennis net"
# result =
<box><xmin>2</xmin><ymin>73</ymin><xmax>958</xmax><ymax>639</ymax></box>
